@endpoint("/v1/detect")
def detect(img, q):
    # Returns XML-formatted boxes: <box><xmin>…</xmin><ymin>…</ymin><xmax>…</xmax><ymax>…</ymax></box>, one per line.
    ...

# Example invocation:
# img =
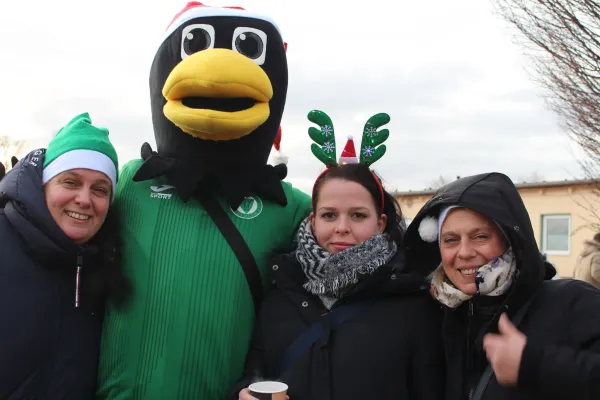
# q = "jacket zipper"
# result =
<box><xmin>75</xmin><ymin>250</ymin><xmax>83</xmax><ymax>308</ymax></box>
<box><xmin>467</xmin><ymin>299</ymin><xmax>474</xmax><ymax>399</ymax></box>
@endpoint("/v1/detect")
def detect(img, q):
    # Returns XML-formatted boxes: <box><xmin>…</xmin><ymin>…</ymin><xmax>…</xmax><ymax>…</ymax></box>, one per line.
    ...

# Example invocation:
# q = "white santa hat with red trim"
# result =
<box><xmin>338</xmin><ymin>136</ymin><xmax>359</xmax><ymax>165</ymax></box>
<box><xmin>163</xmin><ymin>1</ymin><xmax>282</xmax><ymax>43</ymax></box>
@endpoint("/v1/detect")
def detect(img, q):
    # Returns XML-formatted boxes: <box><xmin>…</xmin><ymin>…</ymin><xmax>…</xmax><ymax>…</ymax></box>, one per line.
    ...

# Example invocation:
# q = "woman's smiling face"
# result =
<box><xmin>44</xmin><ymin>168</ymin><xmax>112</xmax><ymax>244</ymax></box>
<box><xmin>439</xmin><ymin>208</ymin><xmax>507</xmax><ymax>295</ymax></box>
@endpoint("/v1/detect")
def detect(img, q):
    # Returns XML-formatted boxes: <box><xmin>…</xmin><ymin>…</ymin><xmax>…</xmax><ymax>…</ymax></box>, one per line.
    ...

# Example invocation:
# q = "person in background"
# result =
<box><xmin>0</xmin><ymin>113</ymin><xmax>130</xmax><ymax>399</ymax></box>
<box><xmin>573</xmin><ymin>232</ymin><xmax>600</xmax><ymax>289</ymax></box>
<box><xmin>406</xmin><ymin>172</ymin><xmax>600</xmax><ymax>400</ymax></box>
<box><xmin>0</xmin><ymin>156</ymin><xmax>18</xmax><ymax>181</ymax></box>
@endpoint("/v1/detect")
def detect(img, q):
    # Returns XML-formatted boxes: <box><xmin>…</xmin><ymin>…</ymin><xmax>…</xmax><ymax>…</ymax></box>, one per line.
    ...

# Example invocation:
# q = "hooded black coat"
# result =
<box><xmin>229</xmin><ymin>251</ymin><xmax>445</xmax><ymax>400</ymax></box>
<box><xmin>405</xmin><ymin>172</ymin><xmax>600</xmax><ymax>400</ymax></box>
<box><xmin>0</xmin><ymin>149</ymin><xmax>129</xmax><ymax>399</ymax></box>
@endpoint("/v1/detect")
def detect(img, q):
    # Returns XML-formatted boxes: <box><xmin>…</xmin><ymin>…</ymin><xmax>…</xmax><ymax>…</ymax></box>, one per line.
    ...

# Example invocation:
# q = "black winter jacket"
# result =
<box><xmin>230</xmin><ymin>251</ymin><xmax>445</xmax><ymax>400</ymax></box>
<box><xmin>0</xmin><ymin>149</ymin><xmax>129</xmax><ymax>399</ymax></box>
<box><xmin>405</xmin><ymin>172</ymin><xmax>600</xmax><ymax>400</ymax></box>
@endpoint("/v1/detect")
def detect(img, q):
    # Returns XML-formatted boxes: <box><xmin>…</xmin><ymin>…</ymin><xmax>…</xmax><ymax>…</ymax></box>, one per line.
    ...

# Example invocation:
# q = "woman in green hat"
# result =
<box><xmin>0</xmin><ymin>112</ymin><xmax>130</xmax><ymax>399</ymax></box>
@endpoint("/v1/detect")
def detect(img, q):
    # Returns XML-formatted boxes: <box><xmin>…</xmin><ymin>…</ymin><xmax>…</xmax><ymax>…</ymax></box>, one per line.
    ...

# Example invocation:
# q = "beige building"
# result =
<box><xmin>395</xmin><ymin>179</ymin><xmax>600</xmax><ymax>277</ymax></box>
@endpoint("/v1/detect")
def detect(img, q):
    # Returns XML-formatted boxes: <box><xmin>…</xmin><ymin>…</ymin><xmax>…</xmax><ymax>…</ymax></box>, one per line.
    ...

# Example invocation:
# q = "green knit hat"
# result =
<box><xmin>42</xmin><ymin>112</ymin><xmax>119</xmax><ymax>197</ymax></box>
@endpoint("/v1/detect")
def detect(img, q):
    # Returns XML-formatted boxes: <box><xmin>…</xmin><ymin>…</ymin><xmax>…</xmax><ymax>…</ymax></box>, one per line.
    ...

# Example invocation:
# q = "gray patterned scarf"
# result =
<box><xmin>294</xmin><ymin>218</ymin><xmax>397</xmax><ymax>308</ymax></box>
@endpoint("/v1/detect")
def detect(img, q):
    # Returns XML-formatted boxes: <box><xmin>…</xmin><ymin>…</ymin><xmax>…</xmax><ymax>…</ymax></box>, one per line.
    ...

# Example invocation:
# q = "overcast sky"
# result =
<box><xmin>0</xmin><ymin>0</ymin><xmax>585</xmax><ymax>194</ymax></box>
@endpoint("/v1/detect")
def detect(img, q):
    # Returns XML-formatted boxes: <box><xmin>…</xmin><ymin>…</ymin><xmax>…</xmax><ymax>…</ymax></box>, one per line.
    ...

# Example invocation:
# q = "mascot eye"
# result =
<box><xmin>181</xmin><ymin>24</ymin><xmax>215</xmax><ymax>59</ymax></box>
<box><xmin>232</xmin><ymin>27</ymin><xmax>267</xmax><ymax>65</ymax></box>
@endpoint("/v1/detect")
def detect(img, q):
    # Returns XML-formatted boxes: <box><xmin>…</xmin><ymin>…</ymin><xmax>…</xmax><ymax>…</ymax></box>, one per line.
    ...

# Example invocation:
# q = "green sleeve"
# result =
<box><xmin>288</xmin><ymin>185</ymin><xmax>312</xmax><ymax>243</ymax></box>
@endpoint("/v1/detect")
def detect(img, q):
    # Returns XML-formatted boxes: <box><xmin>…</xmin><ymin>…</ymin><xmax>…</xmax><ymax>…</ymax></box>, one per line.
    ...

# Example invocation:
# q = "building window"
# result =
<box><xmin>542</xmin><ymin>214</ymin><xmax>571</xmax><ymax>255</ymax></box>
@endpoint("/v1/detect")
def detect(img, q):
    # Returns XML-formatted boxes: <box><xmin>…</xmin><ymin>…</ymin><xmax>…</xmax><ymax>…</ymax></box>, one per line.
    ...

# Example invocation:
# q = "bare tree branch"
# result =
<box><xmin>491</xmin><ymin>0</ymin><xmax>600</xmax><ymax>169</ymax></box>
<box><xmin>428</xmin><ymin>175</ymin><xmax>452</xmax><ymax>190</ymax></box>
<box><xmin>491</xmin><ymin>0</ymin><xmax>600</xmax><ymax>228</ymax></box>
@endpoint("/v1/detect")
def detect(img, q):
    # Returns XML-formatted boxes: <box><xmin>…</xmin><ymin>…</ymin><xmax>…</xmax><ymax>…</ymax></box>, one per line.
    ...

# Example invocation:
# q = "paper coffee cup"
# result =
<box><xmin>248</xmin><ymin>381</ymin><xmax>288</xmax><ymax>400</ymax></box>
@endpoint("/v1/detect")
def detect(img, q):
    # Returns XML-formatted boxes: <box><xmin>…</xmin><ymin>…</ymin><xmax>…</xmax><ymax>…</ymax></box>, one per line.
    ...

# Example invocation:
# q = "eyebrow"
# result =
<box><xmin>317</xmin><ymin>206</ymin><xmax>370</xmax><ymax>212</ymax></box>
<box><xmin>442</xmin><ymin>227</ymin><xmax>492</xmax><ymax>237</ymax></box>
<box><xmin>93</xmin><ymin>179</ymin><xmax>111</xmax><ymax>186</ymax></box>
<box><xmin>62</xmin><ymin>172</ymin><xmax>110</xmax><ymax>186</ymax></box>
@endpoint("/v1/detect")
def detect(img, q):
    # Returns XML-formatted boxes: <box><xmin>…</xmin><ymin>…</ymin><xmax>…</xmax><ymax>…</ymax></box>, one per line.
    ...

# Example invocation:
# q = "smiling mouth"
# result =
<box><xmin>181</xmin><ymin>97</ymin><xmax>256</xmax><ymax>112</ymax></box>
<box><xmin>459</xmin><ymin>268</ymin><xmax>479</xmax><ymax>276</ymax></box>
<box><xmin>65</xmin><ymin>211</ymin><xmax>91</xmax><ymax>221</ymax></box>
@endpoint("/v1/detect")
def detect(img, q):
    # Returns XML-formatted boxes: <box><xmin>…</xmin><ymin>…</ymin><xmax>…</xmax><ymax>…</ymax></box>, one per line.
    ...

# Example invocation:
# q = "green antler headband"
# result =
<box><xmin>360</xmin><ymin>113</ymin><xmax>390</xmax><ymax>165</ymax></box>
<box><xmin>308</xmin><ymin>110</ymin><xmax>337</xmax><ymax>167</ymax></box>
<box><xmin>307</xmin><ymin>110</ymin><xmax>390</xmax><ymax>167</ymax></box>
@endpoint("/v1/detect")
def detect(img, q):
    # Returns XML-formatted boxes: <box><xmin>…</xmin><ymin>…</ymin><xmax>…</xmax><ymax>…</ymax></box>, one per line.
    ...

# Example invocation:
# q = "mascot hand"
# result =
<box><xmin>0</xmin><ymin>162</ymin><xmax>5</xmax><ymax>181</ymax></box>
<box><xmin>11</xmin><ymin>156</ymin><xmax>18</xmax><ymax>168</ymax></box>
<box><xmin>141</xmin><ymin>142</ymin><xmax>157</xmax><ymax>161</ymax></box>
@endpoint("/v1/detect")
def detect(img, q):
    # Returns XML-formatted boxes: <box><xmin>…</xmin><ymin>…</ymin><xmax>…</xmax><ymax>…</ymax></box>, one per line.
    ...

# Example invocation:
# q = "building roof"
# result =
<box><xmin>393</xmin><ymin>178</ymin><xmax>599</xmax><ymax>197</ymax></box>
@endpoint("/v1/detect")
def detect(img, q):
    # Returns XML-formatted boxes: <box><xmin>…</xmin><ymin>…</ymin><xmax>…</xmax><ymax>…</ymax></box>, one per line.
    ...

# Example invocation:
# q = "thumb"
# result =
<box><xmin>498</xmin><ymin>313</ymin><xmax>518</xmax><ymax>335</ymax></box>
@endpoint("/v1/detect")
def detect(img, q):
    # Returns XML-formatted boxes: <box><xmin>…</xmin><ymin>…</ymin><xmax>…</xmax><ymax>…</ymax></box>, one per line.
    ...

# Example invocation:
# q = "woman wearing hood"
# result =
<box><xmin>0</xmin><ymin>113</ymin><xmax>130</xmax><ymax>399</ymax></box>
<box><xmin>405</xmin><ymin>172</ymin><xmax>600</xmax><ymax>400</ymax></box>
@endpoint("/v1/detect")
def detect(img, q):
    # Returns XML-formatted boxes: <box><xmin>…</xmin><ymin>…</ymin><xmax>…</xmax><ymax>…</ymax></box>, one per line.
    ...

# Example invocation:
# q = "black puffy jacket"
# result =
<box><xmin>0</xmin><ymin>149</ymin><xmax>128</xmax><ymax>399</ymax></box>
<box><xmin>405</xmin><ymin>172</ymin><xmax>600</xmax><ymax>400</ymax></box>
<box><xmin>230</xmin><ymin>251</ymin><xmax>445</xmax><ymax>400</ymax></box>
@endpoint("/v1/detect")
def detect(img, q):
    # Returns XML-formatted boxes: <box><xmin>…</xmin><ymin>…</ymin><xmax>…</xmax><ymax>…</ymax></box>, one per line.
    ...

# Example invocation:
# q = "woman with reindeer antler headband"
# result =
<box><xmin>231</xmin><ymin>110</ymin><xmax>444</xmax><ymax>400</ymax></box>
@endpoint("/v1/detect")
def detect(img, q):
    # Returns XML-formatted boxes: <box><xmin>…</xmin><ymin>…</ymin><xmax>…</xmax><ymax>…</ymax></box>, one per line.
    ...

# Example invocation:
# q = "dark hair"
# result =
<box><xmin>594</xmin><ymin>232</ymin><xmax>600</xmax><ymax>242</ymax></box>
<box><xmin>82</xmin><ymin>205</ymin><xmax>132</xmax><ymax>311</ymax></box>
<box><xmin>312</xmin><ymin>163</ymin><xmax>405</xmax><ymax>248</ymax></box>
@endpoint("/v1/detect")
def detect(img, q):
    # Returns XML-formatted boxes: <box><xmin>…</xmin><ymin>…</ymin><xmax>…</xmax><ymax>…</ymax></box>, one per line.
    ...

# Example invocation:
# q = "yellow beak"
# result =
<box><xmin>162</xmin><ymin>49</ymin><xmax>273</xmax><ymax>140</ymax></box>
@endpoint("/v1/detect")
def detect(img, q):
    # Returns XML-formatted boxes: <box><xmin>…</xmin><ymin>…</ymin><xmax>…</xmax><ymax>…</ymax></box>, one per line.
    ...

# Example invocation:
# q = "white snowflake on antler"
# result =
<box><xmin>362</xmin><ymin>146</ymin><xmax>374</xmax><ymax>156</ymax></box>
<box><xmin>322</xmin><ymin>125</ymin><xmax>333</xmax><ymax>136</ymax></box>
<box><xmin>365</xmin><ymin>126</ymin><xmax>378</xmax><ymax>137</ymax></box>
<box><xmin>323</xmin><ymin>141</ymin><xmax>335</xmax><ymax>153</ymax></box>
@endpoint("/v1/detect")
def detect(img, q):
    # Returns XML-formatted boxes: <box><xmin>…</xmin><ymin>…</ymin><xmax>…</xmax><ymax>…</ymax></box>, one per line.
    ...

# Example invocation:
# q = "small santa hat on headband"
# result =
<box><xmin>338</xmin><ymin>136</ymin><xmax>359</xmax><ymax>165</ymax></box>
<box><xmin>271</xmin><ymin>126</ymin><xmax>288</xmax><ymax>165</ymax></box>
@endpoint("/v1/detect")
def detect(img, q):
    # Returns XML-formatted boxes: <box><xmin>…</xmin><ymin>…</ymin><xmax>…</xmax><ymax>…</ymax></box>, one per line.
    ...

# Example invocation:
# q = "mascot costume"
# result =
<box><xmin>97</xmin><ymin>2</ymin><xmax>311</xmax><ymax>399</ymax></box>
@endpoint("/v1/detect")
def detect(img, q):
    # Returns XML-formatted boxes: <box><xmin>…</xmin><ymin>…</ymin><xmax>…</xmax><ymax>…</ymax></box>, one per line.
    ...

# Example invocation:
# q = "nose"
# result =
<box><xmin>74</xmin><ymin>188</ymin><xmax>92</xmax><ymax>208</ymax></box>
<box><xmin>334</xmin><ymin>216</ymin><xmax>351</xmax><ymax>234</ymax></box>
<box><xmin>457</xmin><ymin>240</ymin><xmax>476</xmax><ymax>259</ymax></box>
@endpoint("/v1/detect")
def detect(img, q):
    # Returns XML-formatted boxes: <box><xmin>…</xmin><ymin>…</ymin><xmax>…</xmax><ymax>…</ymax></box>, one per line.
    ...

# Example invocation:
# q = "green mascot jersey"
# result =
<box><xmin>96</xmin><ymin>159</ymin><xmax>311</xmax><ymax>399</ymax></box>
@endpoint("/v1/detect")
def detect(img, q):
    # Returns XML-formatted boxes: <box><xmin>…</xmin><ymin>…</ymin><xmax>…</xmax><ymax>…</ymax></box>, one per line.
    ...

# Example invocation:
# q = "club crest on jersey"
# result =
<box><xmin>231</xmin><ymin>195</ymin><xmax>263</xmax><ymax>219</ymax></box>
